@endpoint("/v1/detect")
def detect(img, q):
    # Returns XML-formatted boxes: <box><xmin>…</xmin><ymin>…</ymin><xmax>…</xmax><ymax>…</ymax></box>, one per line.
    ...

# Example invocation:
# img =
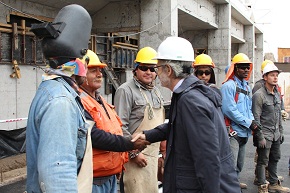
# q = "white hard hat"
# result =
<box><xmin>262</xmin><ymin>63</ymin><xmax>281</xmax><ymax>76</ymax></box>
<box><xmin>155</xmin><ymin>36</ymin><xmax>195</xmax><ymax>62</ymax></box>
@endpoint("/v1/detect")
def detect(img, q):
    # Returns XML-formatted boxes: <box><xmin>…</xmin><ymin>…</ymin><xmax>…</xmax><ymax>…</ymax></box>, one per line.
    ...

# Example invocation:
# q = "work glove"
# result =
<box><xmin>281</xmin><ymin>110</ymin><xmax>289</xmax><ymax>121</ymax></box>
<box><xmin>250</xmin><ymin>120</ymin><xmax>263</xmax><ymax>131</ymax></box>
<box><xmin>280</xmin><ymin>134</ymin><xmax>284</xmax><ymax>144</ymax></box>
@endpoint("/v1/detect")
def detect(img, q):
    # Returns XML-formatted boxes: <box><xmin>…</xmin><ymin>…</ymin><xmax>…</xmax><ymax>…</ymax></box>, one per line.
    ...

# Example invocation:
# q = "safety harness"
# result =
<box><xmin>224</xmin><ymin>81</ymin><xmax>250</xmax><ymax>137</ymax></box>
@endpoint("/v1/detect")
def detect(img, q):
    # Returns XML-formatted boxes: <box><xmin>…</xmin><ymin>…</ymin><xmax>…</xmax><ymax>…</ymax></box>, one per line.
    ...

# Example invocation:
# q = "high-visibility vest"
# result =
<box><xmin>80</xmin><ymin>90</ymin><xmax>128</xmax><ymax>177</ymax></box>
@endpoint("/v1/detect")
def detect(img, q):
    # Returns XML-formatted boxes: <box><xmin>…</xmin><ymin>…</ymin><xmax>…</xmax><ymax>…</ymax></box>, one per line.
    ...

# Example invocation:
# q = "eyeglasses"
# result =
<box><xmin>237</xmin><ymin>65</ymin><xmax>250</xmax><ymax>70</ymax></box>
<box><xmin>153</xmin><ymin>65</ymin><xmax>165</xmax><ymax>73</ymax></box>
<box><xmin>138</xmin><ymin>66</ymin><xmax>155</xmax><ymax>72</ymax></box>
<box><xmin>196</xmin><ymin>70</ymin><xmax>211</xmax><ymax>76</ymax></box>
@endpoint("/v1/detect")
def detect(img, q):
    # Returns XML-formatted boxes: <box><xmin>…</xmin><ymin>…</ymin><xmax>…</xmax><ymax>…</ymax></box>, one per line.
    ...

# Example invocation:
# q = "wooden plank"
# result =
<box><xmin>0</xmin><ymin>23</ymin><xmax>32</xmax><ymax>32</ymax></box>
<box><xmin>13</xmin><ymin>23</ymin><xmax>18</xmax><ymax>50</ymax></box>
<box><xmin>115</xmin><ymin>42</ymin><xmax>138</xmax><ymax>48</ymax></box>
<box><xmin>9</xmin><ymin>11</ymin><xmax>53</xmax><ymax>22</ymax></box>
<box><xmin>112</xmin><ymin>44</ymin><xmax>138</xmax><ymax>51</ymax></box>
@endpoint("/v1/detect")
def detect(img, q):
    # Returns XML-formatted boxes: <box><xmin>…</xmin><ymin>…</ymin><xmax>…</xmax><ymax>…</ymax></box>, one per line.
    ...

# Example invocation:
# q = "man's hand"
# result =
<box><xmin>280</xmin><ymin>134</ymin><xmax>284</xmax><ymax>144</ymax></box>
<box><xmin>258</xmin><ymin>138</ymin><xmax>266</xmax><ymax>148</ymax></box>
<box><xmin>281</xmin><ymin>110</ymin><xmax>289</xmax><ymax>121</ymax></box>
<box><xmin>131</xmin><ymin>132</ymin><xmax>146</xmax><ymax>141</ymax></box>
<box><xmin>253</xmin><ymin>129</ymin><xmax>266</xmax><ymax>148</ymax></box>
<box><xmin>131</xmin><ymin>152</ymin><xmax>148</xmax><ymax>168</ymax></box>
<box><xmin>132</xmin><ymin>138</ymin><xmax>150</xmax><ymax>151</ymax></box>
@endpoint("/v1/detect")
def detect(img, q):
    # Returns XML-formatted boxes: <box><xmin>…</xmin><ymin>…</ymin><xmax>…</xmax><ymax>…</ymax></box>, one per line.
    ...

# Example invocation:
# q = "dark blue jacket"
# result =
<box><xmin>145</xmin><ymin>75</ymin><xmax>240</xmax><ymax>193</ymax></box>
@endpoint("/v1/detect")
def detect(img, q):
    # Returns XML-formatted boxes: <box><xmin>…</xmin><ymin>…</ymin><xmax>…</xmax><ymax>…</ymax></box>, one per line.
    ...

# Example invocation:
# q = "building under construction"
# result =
<box><xmin>0</xmin><ymin>0</ymin><xmax>263</xmax><ymax>156</ymax></box>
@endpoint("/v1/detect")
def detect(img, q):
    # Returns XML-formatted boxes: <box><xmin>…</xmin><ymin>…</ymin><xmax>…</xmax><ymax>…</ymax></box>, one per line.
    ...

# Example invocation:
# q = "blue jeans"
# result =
<box><xmin>230</xmin><ymin>136</ymin><xmax>248</xmax><ymax>177</ymax></box>
<box><xmin>92</xmin><ymin>175</ymin><xmax>117</xmax><ymax>193</ymax></box>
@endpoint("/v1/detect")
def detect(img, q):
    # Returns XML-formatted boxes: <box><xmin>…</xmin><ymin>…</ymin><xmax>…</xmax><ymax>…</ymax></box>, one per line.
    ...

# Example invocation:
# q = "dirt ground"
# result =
<box><xmin>0</xmin><ymin>153</ymin><xmax>27</xmax><ymax>187</ymax></box>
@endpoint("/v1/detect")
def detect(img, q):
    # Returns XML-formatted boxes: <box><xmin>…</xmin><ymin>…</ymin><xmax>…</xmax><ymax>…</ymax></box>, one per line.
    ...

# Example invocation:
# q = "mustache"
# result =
<box><xmin>93</xmin><ymin>77</ymin><xmax>102</xmax><ymax>81</ymax></box>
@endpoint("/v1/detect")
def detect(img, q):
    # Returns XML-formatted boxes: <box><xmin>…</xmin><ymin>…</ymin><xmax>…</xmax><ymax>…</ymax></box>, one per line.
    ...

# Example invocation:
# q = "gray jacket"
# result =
<box><xmin>114</xmin><ymin>78</ymin><xmax>163</xmax><ymax>139</ymax></box>
<box><xmin>252</xmin><ymin>86</ymin><xmax>283</xmax><ymax>141</ymax></box>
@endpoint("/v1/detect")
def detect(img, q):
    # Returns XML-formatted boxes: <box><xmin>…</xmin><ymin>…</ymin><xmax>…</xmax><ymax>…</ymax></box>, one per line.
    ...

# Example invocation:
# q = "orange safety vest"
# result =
<box><xmin>80</xmin><ymin>90</ymin><xmax>128</xmax><ymax>177</ymax></box>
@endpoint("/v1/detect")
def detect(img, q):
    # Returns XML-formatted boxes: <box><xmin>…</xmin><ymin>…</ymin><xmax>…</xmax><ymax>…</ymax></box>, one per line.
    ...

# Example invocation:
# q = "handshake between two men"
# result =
<box><xmin>131</xmin><ymin>132</ymin><xmax>149</xmax><ymax>151</ymax></box>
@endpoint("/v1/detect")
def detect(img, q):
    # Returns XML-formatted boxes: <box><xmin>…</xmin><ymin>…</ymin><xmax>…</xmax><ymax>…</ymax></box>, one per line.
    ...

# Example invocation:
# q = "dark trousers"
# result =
<box><xmin>256</xmin><ymin>139</ymin><xmax>281</xmax><ymax>185</ymax></box>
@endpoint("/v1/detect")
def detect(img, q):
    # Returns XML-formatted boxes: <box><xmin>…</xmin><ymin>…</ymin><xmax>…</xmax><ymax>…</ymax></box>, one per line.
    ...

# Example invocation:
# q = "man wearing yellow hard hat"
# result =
<box><xmin>79</xmin><ymin>50</ymin><xmax>150</xmax><ymax>193</ymax></box>
<box><xmin>221</xmin><ymin>53</ymin><xmax>256</xmax><ymax>189</ymax></box>
<box><xmin>114</xmin><ymin>47</ymin><xmax>165</xmax><ymax>193</ymax></box>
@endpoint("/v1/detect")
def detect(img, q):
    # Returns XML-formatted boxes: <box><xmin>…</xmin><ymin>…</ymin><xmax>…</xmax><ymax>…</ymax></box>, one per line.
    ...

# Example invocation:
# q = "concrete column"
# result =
<box><xmin>139</xmin><ymin>0</ymin><xmax>178</xmax><ymax>49</ymax></box>
<box><xmin>239</xmin><ymin>25</ymin><xmax>255</xmax><ymax>85</ymax></box>
<box><xmin>254</xmin><ymin>33</ymin><xmax>263</xmax><ymax>83</ymax></box>
<box><xmin>208</xmin><ymin>4</ymin><xmax>231</xmax><ymax>87</ymax></box>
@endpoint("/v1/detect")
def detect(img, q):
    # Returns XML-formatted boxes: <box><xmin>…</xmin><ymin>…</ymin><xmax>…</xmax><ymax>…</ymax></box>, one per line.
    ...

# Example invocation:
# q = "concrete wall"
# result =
<box><xmin>0</xmin><ymin>1</ymin><xmax>56</xmax><ymax>130</ymax></box>
<box><xmin>92</xmin><ymin>1</ymin><xmax>140</xmax><ymax>33</ymax></box>
<box><xmin>0</xmin><ymin>65</ymin><xmax>43</xmax><ymax>130</ymax></box>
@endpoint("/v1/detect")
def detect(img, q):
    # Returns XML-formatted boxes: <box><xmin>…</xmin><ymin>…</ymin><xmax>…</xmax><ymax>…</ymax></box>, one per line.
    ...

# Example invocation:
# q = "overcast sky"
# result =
<box><xmin>253</xmin><ymin>0</ymin><xmax>290</xmax><ymax>59</ymax></box>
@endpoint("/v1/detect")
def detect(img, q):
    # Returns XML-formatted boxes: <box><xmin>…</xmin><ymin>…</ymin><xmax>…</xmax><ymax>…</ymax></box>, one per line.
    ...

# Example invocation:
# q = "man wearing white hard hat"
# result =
<box><xmin>132</xmin><ymin>37</ymin><xmax>240</xmax><ymax>193</ymax></box>
<box><xmin>252</xmin><ymin>64</ymin><xmax>290</xmax><ymax>193</ymax></box>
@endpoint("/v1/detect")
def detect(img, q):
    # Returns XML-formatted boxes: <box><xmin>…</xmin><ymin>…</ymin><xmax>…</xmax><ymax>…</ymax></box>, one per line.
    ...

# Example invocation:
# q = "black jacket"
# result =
<box><xmin>145</xmin><ymin>75</ymin><xmax>240</xmax><ymax>193</ymax></box>
<box><xmin>85</xmin><ymin>110</ymin><xmax>134</xmax><ymax>151</ymax></box>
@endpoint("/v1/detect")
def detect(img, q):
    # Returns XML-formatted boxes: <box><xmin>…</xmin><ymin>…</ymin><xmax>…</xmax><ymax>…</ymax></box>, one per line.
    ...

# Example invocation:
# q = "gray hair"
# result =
<box><xmin>159</xmin><ymin>60</ymin><xmax>192</xmax><ymax>79</ymax></box>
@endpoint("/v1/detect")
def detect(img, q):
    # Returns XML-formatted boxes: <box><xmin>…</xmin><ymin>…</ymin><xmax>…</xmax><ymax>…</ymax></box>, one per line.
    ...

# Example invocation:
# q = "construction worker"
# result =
<box><xmin>26</xmin><ymin>5</ymin><xmax>93</xmax><ymax>192</ymax></box>
<box><xmin>252</xmin><ymin>63</ymin><xmax>290</xmax><ymax>193</ymax></box>
<box><xmin>132</xmin><ymin>37</ymin><xmax>240</xmax><ymax>193</ymax></box>
<box><xmin>114</xmin><ymin>47</ymin><xmax>165</xmax><ymax>193</ymax></box>
<box><xmin>253</xmin><ymin>59</ymin><xmax>286</xmax><ymax>186</ymax></box>
<box><xmin>221</xmin><ymin>53</ymin><xmax>258</xmax><ymax>189</ymax></box>
<box><xmin>79</xmin><ymin>50</ymin><xmax>150</xmax><ymax>193</ymax></box>
<box><xmin>193</xmin><ymin>53</ymin><xmax>220</xmax><ymax>95</ymax></box>
<box><xmin>253</xmin><ymin>60</ymin><xmax>288</xmax><ymax>121</ymax></box>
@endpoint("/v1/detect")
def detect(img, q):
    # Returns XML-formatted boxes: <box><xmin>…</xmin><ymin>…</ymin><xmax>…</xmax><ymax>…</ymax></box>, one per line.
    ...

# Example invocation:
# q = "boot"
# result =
<box><xmin>258</xmin><ymin>184</ymin><xmax>269</xmax><ymax>193</ymax></box>
<box><xmin>278</xmin><ymin>176</ymin><xmax>284</xmax><ymax>182</ymax></box>
<box><xmin>268</xmin><ymin>180</ymin><xmax>290</xmax><ymax>193</ymax></box>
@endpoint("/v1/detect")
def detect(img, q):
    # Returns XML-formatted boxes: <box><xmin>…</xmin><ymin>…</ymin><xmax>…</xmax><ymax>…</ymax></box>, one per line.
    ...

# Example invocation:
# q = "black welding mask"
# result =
<box><xmin>31</xmin><ymin>4</ymin><xmax>92</xmax><ymax>68</ymax></box>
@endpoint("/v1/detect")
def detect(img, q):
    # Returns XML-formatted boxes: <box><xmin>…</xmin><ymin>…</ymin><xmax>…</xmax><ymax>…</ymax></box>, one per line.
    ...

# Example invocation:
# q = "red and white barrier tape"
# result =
<box><xmin>0</xmin><ymin>117</ymin><xmax>28</xmax><ymax>123</ymax></box>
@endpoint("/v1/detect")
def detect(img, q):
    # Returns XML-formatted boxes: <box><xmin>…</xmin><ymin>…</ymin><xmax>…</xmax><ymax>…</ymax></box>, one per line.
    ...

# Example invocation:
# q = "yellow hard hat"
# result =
<box><xmin>232</xmin><ymin>53</ymin><xmax>252</xmax><ymax>64</ymax></box>
<box><xmin>261</xmin><ymin>59</ymin><xmax>274</xmax><ymax>72</ymax></box>
<box><xmin>193</xmin><ymin>54</ymin><xmax>215</xmax><ymax>68</ymax></box>
<box><xmin>82</xmin><ymin>50</ymin><xmax>107</xmax><ymax>68</ymax></box>
<box><xmin>135</xmin><ymin>47</ymin><xmax>157</xmax><ymax>64</ymax></box>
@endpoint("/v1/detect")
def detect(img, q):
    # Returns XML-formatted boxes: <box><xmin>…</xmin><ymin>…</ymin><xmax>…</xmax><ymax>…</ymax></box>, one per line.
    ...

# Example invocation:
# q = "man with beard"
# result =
<box><xmin>221</xmin><ymin>53</ymin><xmax>257</xmax><ymax>189</ymax></box>
<box><xmin>132</xmin><ymin>37</ymin><xmax>240</xmax><ymax>193</ymax></box>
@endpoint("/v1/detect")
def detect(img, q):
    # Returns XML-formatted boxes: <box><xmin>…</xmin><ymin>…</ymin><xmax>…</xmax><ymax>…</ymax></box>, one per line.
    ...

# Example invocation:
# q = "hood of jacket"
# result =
<box><xmin>174</xmin><ymin>75</ymin><xmax>222</xmax><ymax>108</ymax></box>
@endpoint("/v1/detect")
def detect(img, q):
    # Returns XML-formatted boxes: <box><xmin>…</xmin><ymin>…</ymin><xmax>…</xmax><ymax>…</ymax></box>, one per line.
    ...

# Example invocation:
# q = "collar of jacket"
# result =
<box><xmin>174</xmin><ymin>75</ymin><xmax>200</xmax><ymax>94</ymax></box>
<box><xmin>173</xmin><ymin>75</ymin><xmax>222</xmax><ymax>108</ymax></box>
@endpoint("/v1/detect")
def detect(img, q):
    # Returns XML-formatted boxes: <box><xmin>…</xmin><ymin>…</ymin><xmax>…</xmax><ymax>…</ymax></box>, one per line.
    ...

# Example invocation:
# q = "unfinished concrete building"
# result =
<box><xmin>0</xmin><ymin>0</ymin><xmax>263</xmax><ymax>134</ymax></box>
